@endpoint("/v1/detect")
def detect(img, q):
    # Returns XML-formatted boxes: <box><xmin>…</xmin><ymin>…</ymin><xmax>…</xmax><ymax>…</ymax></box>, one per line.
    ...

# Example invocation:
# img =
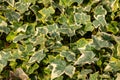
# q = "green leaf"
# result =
<box><xmin>51</xmin><ymin>59</ymin><xmax>66</xmax><ymax>80</ymax></box>
<box><xmin>89</xmin><ymin>72</ymin><xmax>98</xmax><ymax>80</ymax></box>
<box><xmin>28</xmin><ymin>50</ymin><xmax>46</xmax><ymax>63</ymax></box>
<box><xmin>106</xmin><ymin>21</ymin><xmax>119</xmax><ymax>34</ymax></box>
<box><xmin>6</xmin><ymin>32</ymin><xmax>16</xmax><ymax>41</ymax></box>
<box><xmin>64</xmin><ymin>65</ymin><xmax>75</xmax><ymax>78</ymax></box>
<box><xmin>84</xmin><ymin>22</ymin><xmax>94</xmax><ymax>31</ymax></box>
<box><xmin>74</xmin><ymin>12</ymin><xmax>90</xmax><ymax>25</ymax></box>
<box><xmin>94</xmin><ymin>5</ymin><xmax>107</xmax><ymax>15</ymax></box>
<box><xmin>74</xmin><ymin>51</ymin><xmax>96</xmax><ymax>65</ymax></box>
<box><xmin>104</xmin><ymin>57</ymin><xmax>120</xmax><ymax>72</ymax></box>
<box><xmin>38</xmin><ymin>6</ymin><xmax>55</xmax><ymax>20</ymax></box>
<box><xmin>75</xmin><ymin>38</ymin><xmax>88</xmax><ymax>48</ymax></box>
<box><xmin>94</xmin><ymin>15</ymin><xmax>107</xmax><ymax>26</ymax></box>
<box><xmin>91</xmin><ymin>36</ymin><xmax>113</xmax><ymax>50</ymax></box>
<box><xmin>60</xmin><ymin>50</ymin><xmax>76</xmax><ymax>62</ymax></box>
<box><xmin>0</xmin><ymin>21</ymin><xmax>10</xmax><ymax>34</ymax></box>
<box><xmin>0</xmin><ymin>51</ymin><xmax>11</xmax><ymax>72</ymax></box>
<box><xmin>59</xmin><ymin>28</ymin><xmax>75</xmax><ymax>36</ymax></box>
<box><xmin>28</xmin><ymin>63</ymin><xmax>39</xmax><ymax>74</ymax></box>
<box><xmin>15</xmin><ymin>2</ymin><xmax>30</xmax><ymax>13</ymax></box>
<box><xmin>4</xmin><ymin>10</ymin><xmax>20</xmax><ymax>22</ymax></box>
<box><xmin>13</xmin><ymin>34</ymin><xmax>28</xmax><ymax>43</ymax></box>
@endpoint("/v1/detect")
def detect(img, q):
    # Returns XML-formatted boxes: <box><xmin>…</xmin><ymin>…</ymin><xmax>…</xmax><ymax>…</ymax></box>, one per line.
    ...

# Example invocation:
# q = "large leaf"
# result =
<box><xmin>50</xmin><ymin>59</ymin><xmax>66</xmax><ymax>80</ymax></box>
<box><xmin>91</xmin><ymin>36</ymin><xmax>113</xmax><ymax>50</ymax></box>
<box><xmin>4</xmin><ymin>10</ymin><xmax>20</xmax><ymax>22</ymax></box>
<box><xmin>74</xmin><ymin>51</ymin><xmax>96</xmax><ymax>65</ymax></box>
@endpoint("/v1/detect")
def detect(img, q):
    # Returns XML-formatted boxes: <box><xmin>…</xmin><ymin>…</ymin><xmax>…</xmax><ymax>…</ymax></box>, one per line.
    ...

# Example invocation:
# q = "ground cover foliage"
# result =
<box><xmin>0</xmin><ymin>0</ymin><xmax>120</xmax><ymax>80</ymax></box>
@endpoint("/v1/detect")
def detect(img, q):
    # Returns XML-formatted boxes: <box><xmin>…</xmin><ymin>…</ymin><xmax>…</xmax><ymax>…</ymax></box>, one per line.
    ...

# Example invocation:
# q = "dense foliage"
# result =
<box><xmin>0</xmin><ymin>0</ymin><xmax>120</xmax><ymax>80</ymax></box>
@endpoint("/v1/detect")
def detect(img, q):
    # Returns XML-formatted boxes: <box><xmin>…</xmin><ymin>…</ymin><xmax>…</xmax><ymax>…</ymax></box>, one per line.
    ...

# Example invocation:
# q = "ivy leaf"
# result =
<box><xmin>94</xmin><ymin>15</ymin><xmax>107</xmax><ymax>26</ymax></box>
<box><xmin>104</xmin><ymin>57</ymin><xmax>120</xmax><ymax>72</ymax></box>
<box><xmin>0</xmin><ymin>21</ymin><xmax>10</xmax><ymax>34</ymax></box>
<box><xmin>4</xmin><ymin>10</ymin><xmax>20</xmax><ymax>22</ymax></box>
<box><xmin>38</xmin><ymin>6</ymin><xmax>55</xmax><ymax>20</ymax></box>
<box><xmin>28</xmin><ymin>50</ymin><xmax>46</xmax><ymax>63</ymax></box>
<box><xmin>74</xmin><ymin>51</ymin><xmax>96</xmax><ymax>65</ymax></box>
<box><xmin>106</xmin><ymin>21</ymin><xmax>119</xmax><ymax>34</ymax></box>
<box><xmin>0</xmin><ymin>51</ymin><xmax>11</xmax><ymax>72</ymax></box>
<box><xmin>13</xmin><ymin>34</ymin><xmax>28</xmax><ymax>43</ymax></box>
<box><xmin>89</xmin><ymin>72</ymin><xmax>99</xmax><ymax>80</ymax></box>
<box><xmin>75</xmin><ymin>38</ymin><xmax>88</xmax><ymax>49</ymax></box>
<box><xmin>64</xmin><ymin>65</ymin><xmax>75</xmax><ymax>78</ymax></box>
<box><xmin>91</xmin><ymin>36</ymin><xmax>113</xmax><ymax>50</ymax></box>
<box><xmin>60</xmin><ymin>50</ymin><xmax>76</xmax><ymax>62</ymax></box>
<box><xmin>51</xmin><ymin>59</ymin><xmax>66</xmax><ymax>80</ymax></box>
<box><xmin>59</xmin><ymin>28</ymin><xmax>75</xmax><ymax>36</ymax></box>
<box><xmin>84</xmin><ymin>22</ymin><xmax>94</xmax><ymax>31</ymax></box>
<box><xmin>74</xmin><ymin>12</ymin><xmax>90</xmax><ymax>25</ymax></box>
<box><xmin>94</xmin><ymin>5</ymin><xmax>107</xmax><ymax>16</ymax></box>
<box><xmin>15</xmin><ymin>2</ymin><xmax>30</xmax><ymax>13</ymax></box>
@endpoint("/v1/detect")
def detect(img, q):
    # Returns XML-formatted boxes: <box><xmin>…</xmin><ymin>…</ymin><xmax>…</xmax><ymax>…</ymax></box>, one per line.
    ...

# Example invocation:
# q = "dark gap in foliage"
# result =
<box><xmin>35</xmin><ymin>3</ymin><xmax>44</xmax><ymax>9</ymax></box>
<box><xmin>71</xmin><ymin>2</ymin><xmax>78</xmax><ymax>6</ymax></box>
<box><xmin>91</xmin><ymin>1</ymin><xmax>101</xmax><ymax>9</ymax></box>
<box><xmin>105</xmin><ymin>12</ymin><xmax>112</xmax><ymax>23</ymax></box>
<box><xmin>83</xmin><ymin>31</ymin><xmax>92</xmax><ymax>39</ymax></box>
<box><xmin>61</xmin><ymin>33</ymin><xmax>70</xmax><ymax>45</ymax></box>
<box><xmin>35</xmin><ymin>44</ymin><xmax>41</xmax><ymax>51</ymax></box>
<box><xmin>23</xmin><ymin>10</ymin><xmax>36</xmax><ymax>23</ymax></box>
<box><xmin>114</xmin><ymin>16</ymin><xmax>120</xmax><ymax>22</ymax></box>
<box><xmin>53</xmin><ymin>0</ymin><xmax>59</xmax><ymax>4</ymax></box>
<box><xmin>29</xmin><ymin>74</ymin><xmax>37</xmax><ymax>80</ymax></box>
<box><xmin>54</xmin><ymin>8</ymin><xmax>61</xmax><ymax>16</ymax></box>
<box><xmin>15</xmin><ymin>0</ymin><xmax>19</xmax><ymax>2</ymax></box>
<box><xmin>82</xmin><ymin>0</ymin><xmax>90</xmax><ymax>6</ymax></box>
<box><xmin>92</xmin><ymin>28</ymin><xmax>98</xmax><ymax>35</ymax></box>
<box><xmin>16</xmin><ymin>59</ymin><xmax>23</xmax><ymax>66</ymax></box>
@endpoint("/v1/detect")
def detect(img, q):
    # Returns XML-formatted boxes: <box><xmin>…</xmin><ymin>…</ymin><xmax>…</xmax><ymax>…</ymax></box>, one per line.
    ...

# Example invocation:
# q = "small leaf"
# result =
<box><xmin>60</xmin><ymin>50</ymin><xmax>76</xmax><ymax>62</ymax></box>
<box><xmin>65</xmin><ymin>65</ymin><xmax>75</xmax><ymax>78</ymax></box>
<box><xmin>75</xmin><ymin>38</ymin><xmax>88</xmax><ymax>48</ymax></box>
<box><xmin>74</xmin><ymin>12</ymin><xmax>90</xmax><ymax>24</ymax></box>
<box><xmin>28</xmin><ymin>50</ymin><xmax>46</xmax><ymax>63</ymax></box>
